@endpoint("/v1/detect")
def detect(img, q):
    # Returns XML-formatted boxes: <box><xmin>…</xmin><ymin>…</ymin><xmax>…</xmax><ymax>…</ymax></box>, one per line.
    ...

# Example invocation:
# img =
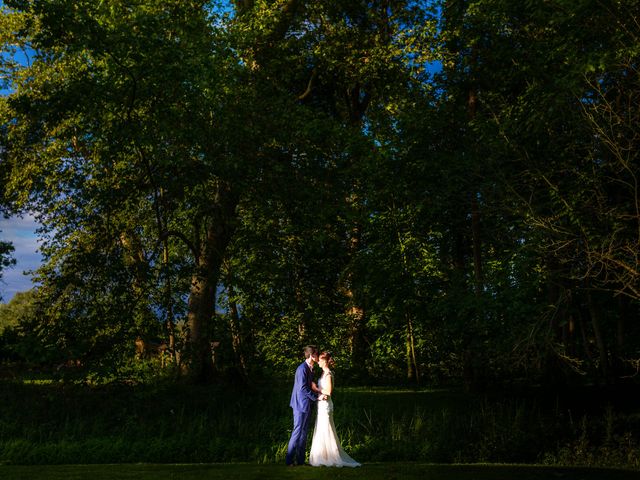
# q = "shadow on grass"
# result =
<box><xmin>1</xmin><ymin>463</ymin><xmax>638</xmax><ymax>480</ymax></box>
<box><xmin>1</xmin><ymin>381</ymin><xmax>640</xmax><ymax>467</ymax></box>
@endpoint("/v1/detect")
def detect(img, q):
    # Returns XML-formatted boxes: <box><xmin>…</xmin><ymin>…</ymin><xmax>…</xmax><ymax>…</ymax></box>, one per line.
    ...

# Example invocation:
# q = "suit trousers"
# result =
<box><xmin>286</xmin><ymin>407</ymin><xmax>312</xmax><ymax>465</ymax></box>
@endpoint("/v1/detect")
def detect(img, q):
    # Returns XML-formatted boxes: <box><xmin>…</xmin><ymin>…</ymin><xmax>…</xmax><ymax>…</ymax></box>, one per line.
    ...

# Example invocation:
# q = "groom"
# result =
<box><xmin>286</xmin><ymin>345</ymin><xmax>325</xmax><ymax>467</ymax></box>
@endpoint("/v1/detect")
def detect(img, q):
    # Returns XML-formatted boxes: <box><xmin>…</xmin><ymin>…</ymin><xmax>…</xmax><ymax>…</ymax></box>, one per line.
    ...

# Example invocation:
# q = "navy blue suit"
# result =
<box><xmin>286</xmin><ymin>360</ymin><xmax>318</xmax><ymax>465</ymax></box>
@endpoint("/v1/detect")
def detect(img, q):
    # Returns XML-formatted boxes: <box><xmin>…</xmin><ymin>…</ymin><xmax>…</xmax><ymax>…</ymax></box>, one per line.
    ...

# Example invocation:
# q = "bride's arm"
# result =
<box><xmin>311</xmin><ymin>381</ymin><xmax>320</xmax><ymax>392</ymax></box>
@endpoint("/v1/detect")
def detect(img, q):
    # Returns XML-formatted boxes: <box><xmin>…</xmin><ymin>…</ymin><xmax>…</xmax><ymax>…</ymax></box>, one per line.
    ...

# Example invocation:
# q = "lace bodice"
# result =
<box><xmin>318</xmin><ymin>370</ymin><xmax>333</xmax><ymax>391</ymax></box>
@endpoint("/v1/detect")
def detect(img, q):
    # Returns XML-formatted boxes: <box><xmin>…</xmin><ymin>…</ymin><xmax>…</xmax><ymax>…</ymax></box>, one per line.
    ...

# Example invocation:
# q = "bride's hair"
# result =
<box><xmin>319</xmin><ymin>351</ymin><xmax>335</xmax><ymax>369</ymax></box>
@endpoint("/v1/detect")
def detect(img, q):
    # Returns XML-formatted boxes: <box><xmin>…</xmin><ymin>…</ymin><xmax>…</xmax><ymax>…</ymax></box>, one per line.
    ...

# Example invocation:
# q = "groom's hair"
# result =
<box><xmin>303</xmin><ymin>345</ymin><xmax>318</xmax><ymax>359</ymax></box>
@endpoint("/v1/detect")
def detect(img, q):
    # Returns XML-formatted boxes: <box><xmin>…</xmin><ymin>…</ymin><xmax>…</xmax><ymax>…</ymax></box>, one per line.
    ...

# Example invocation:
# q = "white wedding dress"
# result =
<box><xmin>309</xmin><ymin>371</ymin><xmax>361</xmax><ymax>467</ymax></box>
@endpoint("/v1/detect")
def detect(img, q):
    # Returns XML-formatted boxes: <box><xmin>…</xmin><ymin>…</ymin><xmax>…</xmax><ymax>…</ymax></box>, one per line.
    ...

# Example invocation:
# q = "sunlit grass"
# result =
<box><xmin>19</xmin><ymin>379</ymin><xmax>56</xmax><ymax>385</ymax></box>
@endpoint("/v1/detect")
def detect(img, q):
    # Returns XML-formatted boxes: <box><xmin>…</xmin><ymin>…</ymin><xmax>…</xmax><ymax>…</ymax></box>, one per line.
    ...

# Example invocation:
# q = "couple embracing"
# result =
<box><xmin>286</xmin><ymin>345</ymin><xmax>361</xmax><ymax>468</ymax></box>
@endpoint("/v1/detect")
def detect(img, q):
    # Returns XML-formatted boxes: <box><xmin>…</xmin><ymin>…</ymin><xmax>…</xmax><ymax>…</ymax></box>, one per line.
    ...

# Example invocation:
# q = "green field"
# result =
<box><xmin>0</xmin><ymin>380</ymin><xmax>639</xmax><ymax>470</ymax></box>
<box><xmin>1</xmin><ymin>463</ymin><xmax>639</xmax><ymax>480</ymax></box>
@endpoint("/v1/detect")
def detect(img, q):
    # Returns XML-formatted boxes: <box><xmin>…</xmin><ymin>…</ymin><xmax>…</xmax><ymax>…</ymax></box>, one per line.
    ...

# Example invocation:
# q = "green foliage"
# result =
<box><xmin>0</xmin><ymin>289</ymin><xmax>38</xmax><ymax>362</ymax></box>
<box><xmin>0</xmin><ymin>0</ymin><xmax>638</xmax><ymax>389</ymax></box>
<box><xmin>0</xmin><ymin>289</ymin><xmax>35</xmax><ymax>333</ymax></box>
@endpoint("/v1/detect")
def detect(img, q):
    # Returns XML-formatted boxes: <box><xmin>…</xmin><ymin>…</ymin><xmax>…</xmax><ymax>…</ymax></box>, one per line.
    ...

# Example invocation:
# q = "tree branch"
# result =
<box><xmin>297</xmin><ymin>67</ymin><xmax>318</xmax><ymax>101</ymax></box>
<box><xmin>162</xmin><ymin>229</ymin><xmax>200</xmax><ymax>260</ymax></box>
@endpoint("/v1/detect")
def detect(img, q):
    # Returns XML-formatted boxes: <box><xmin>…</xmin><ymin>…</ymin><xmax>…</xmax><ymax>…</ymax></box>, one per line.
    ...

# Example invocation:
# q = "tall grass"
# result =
<box><xmin>0</xmin><ymin>380</ymin><xmax>638</xmax><ymax>469</ymax></box>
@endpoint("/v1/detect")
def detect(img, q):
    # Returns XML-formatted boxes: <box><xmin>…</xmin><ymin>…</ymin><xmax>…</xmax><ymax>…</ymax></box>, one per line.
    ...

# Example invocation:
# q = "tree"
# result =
<box><xmin>447</xmin><ymin>0</ymin><xmax>640</xmax><ymax>383</ymax></box>
<box><xmin>0</xmin><ymin>0</ymin><xmax>438</xmax><ymax>381</ymax></box>
<box><xmin>4</xmin><ymin>0</ymin><xmax>637</xmax><ymax>389</ymax></box>
<box><xmin>0</xmin><ymin>289</ymin><xmax>33</xmax><ymax>334</ymax></box>
<box><xmin>0</xmin><ymin>0</ymin><xmax>249</xmax><ymax>380</ymax></box>
<box><xmin>222</xmin><ymin>0</ymin><xmax>441</xmax><ymax>377</ymax></box>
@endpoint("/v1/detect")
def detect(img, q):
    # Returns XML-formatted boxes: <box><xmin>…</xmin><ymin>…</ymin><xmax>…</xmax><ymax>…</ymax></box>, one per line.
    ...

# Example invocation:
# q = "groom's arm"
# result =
<box><xmin>296</xmin><ymin>366</ymin><xmax>318</xmax><ymax>402</ymax></box>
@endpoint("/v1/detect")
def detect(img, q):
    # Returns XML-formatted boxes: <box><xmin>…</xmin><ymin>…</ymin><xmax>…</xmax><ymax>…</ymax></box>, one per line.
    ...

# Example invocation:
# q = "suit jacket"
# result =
<box><xmin>289</xmin><ymin>361</ymin><xmax>317</xmax><ymax>414</ymax></box>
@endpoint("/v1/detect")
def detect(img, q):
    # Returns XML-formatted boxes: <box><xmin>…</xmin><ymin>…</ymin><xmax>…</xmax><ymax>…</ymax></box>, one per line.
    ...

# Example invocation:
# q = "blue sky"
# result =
<box><xmin>0</xmin><ymin>214</ymin><xmax>42</xmax><ymax>303</ymax></box>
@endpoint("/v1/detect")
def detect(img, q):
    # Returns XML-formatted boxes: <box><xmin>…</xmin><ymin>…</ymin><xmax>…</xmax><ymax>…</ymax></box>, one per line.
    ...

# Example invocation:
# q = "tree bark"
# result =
<box><xmin>406</xmin><ymin>312</ymin><xmax>419</xmax><ymax>384</ymax></box>
<box><xmin>471</xmin><ymin>194</ymin><xmax>483</xmax><ymax>295</ymax></box>
<box><xmin>227</xmin><ymin>283</ymin><xmax>248</xmax><ymax>378</ymax></box>
<box><xmin>162</xmin><ymin>239</ymin><xmax>177</xmax><ymax>364</ymax></box>
<box><xmin>185</xmin><ymin>182</ymin><xmax>238</xmax><ymax>383</ymax></box>
<box><xmin>464</xmin><ymin>29</ymin><xmax>483</xmax><ymax>389</ymax></box>
<box><xmin>345</xmin><ymin>216</ymin><xmax>367</xmax><ymax>363</ymax></box>
<box><xmin>586</xmin><ymin>289</ymin><xmax>609</xmax><ymax>382</ymax></box>
<box><xmin>467</xmin><ymin>37</ymin><xmax>483</xmax><ymax>296</ymax></box>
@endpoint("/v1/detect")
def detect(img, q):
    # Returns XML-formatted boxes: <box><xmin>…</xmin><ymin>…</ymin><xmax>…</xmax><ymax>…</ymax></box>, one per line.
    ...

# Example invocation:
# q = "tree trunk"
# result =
<box><xmin>345</xmin><ymin>219</ymin><xmax>367</xmax><ymax>362</ymax></box>
<box><xmin>185</xmin><ymin>182</ymin><xmax>238</xmax><ymax>383</ymax></box>
<box><xmin>405</xmin><ymin>312</ymin><xmax>419</xmax><ymax>385</ymax></box>
<box><xmin>228</xmin><ymin>284</ymin><xmax>248</xmax><ymax>378</ymax></box>
<box><xmin>471</xmin><ymin>193</ymin><xmax>483</xmax><ymax>295</ymax></box>
<box><xmin>392</xmin><ymin>204</ymin><xmax>420</xmax><ymax>385</ymax></box>
<box><xmin>576</xmin><ymin>305</ymin><xmax>592</xmax><ymax>361</ymax></box>
<box><xmin>162</xmin><ymin>239</ymin><xmax>177</xmax><ymax>364</ymax></box>
<box><xmin>186</xmin><ymin>259</ymin><xmax>218</xmax><ymax>382</ymax></box>
<box><xmin>586</xmin><ymin>289</ymin><xmax>609</xmax><ymax>382</ymax></box>
<box><xmin>616</xmin><ymin>295</ymin><xmax>626</xmax><ymax>355</ymax></box>
<box><xmin>120</xmin><ymin>230</ymin><xmax>147</xmax><ymax>297</ymax></box>
<box><xmin>610</xmin><ymin>294</ymin><xmax>627</xmax><ymax>378</ymax></box>
<box><xmin>464</xmin><ymin>26</ymin><xmax>483</xmax><ymax>388</ymax></box>
<box><xmin>467</xmin><ymin>36</ymin><xmax>483</xmax><ymax>296</ymax></box>
<box><xmin>294</xmin><ymin>276</ymin><xmax>307</xmax><ymax>342</ymax></box>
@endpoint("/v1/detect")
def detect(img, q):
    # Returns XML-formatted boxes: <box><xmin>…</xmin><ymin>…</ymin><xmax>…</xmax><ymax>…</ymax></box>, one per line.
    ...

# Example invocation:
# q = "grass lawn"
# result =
<box><xmin>1</xmin><ymin>382</ymin><xmax>639</xmax><ymax>468</ymax></box>
<box><xmin>0</xmin><ymin>463</ymin><xmax>638</xmax><ymax>480</ymax></box>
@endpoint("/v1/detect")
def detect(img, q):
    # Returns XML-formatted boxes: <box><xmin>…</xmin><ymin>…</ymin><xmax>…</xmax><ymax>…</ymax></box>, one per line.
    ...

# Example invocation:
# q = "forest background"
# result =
<box><xmin>0</xmin><ymin>0</ymin><xmax>639</xmax><ymax>470</ymax></box>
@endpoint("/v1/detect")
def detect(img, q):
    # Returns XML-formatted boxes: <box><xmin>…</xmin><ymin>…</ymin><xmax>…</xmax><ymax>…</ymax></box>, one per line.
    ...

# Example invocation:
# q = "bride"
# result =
<box><xmin>309</xmin><ymin>351</ymin><xmax>361</xmax><ymax>467</ymax></box>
